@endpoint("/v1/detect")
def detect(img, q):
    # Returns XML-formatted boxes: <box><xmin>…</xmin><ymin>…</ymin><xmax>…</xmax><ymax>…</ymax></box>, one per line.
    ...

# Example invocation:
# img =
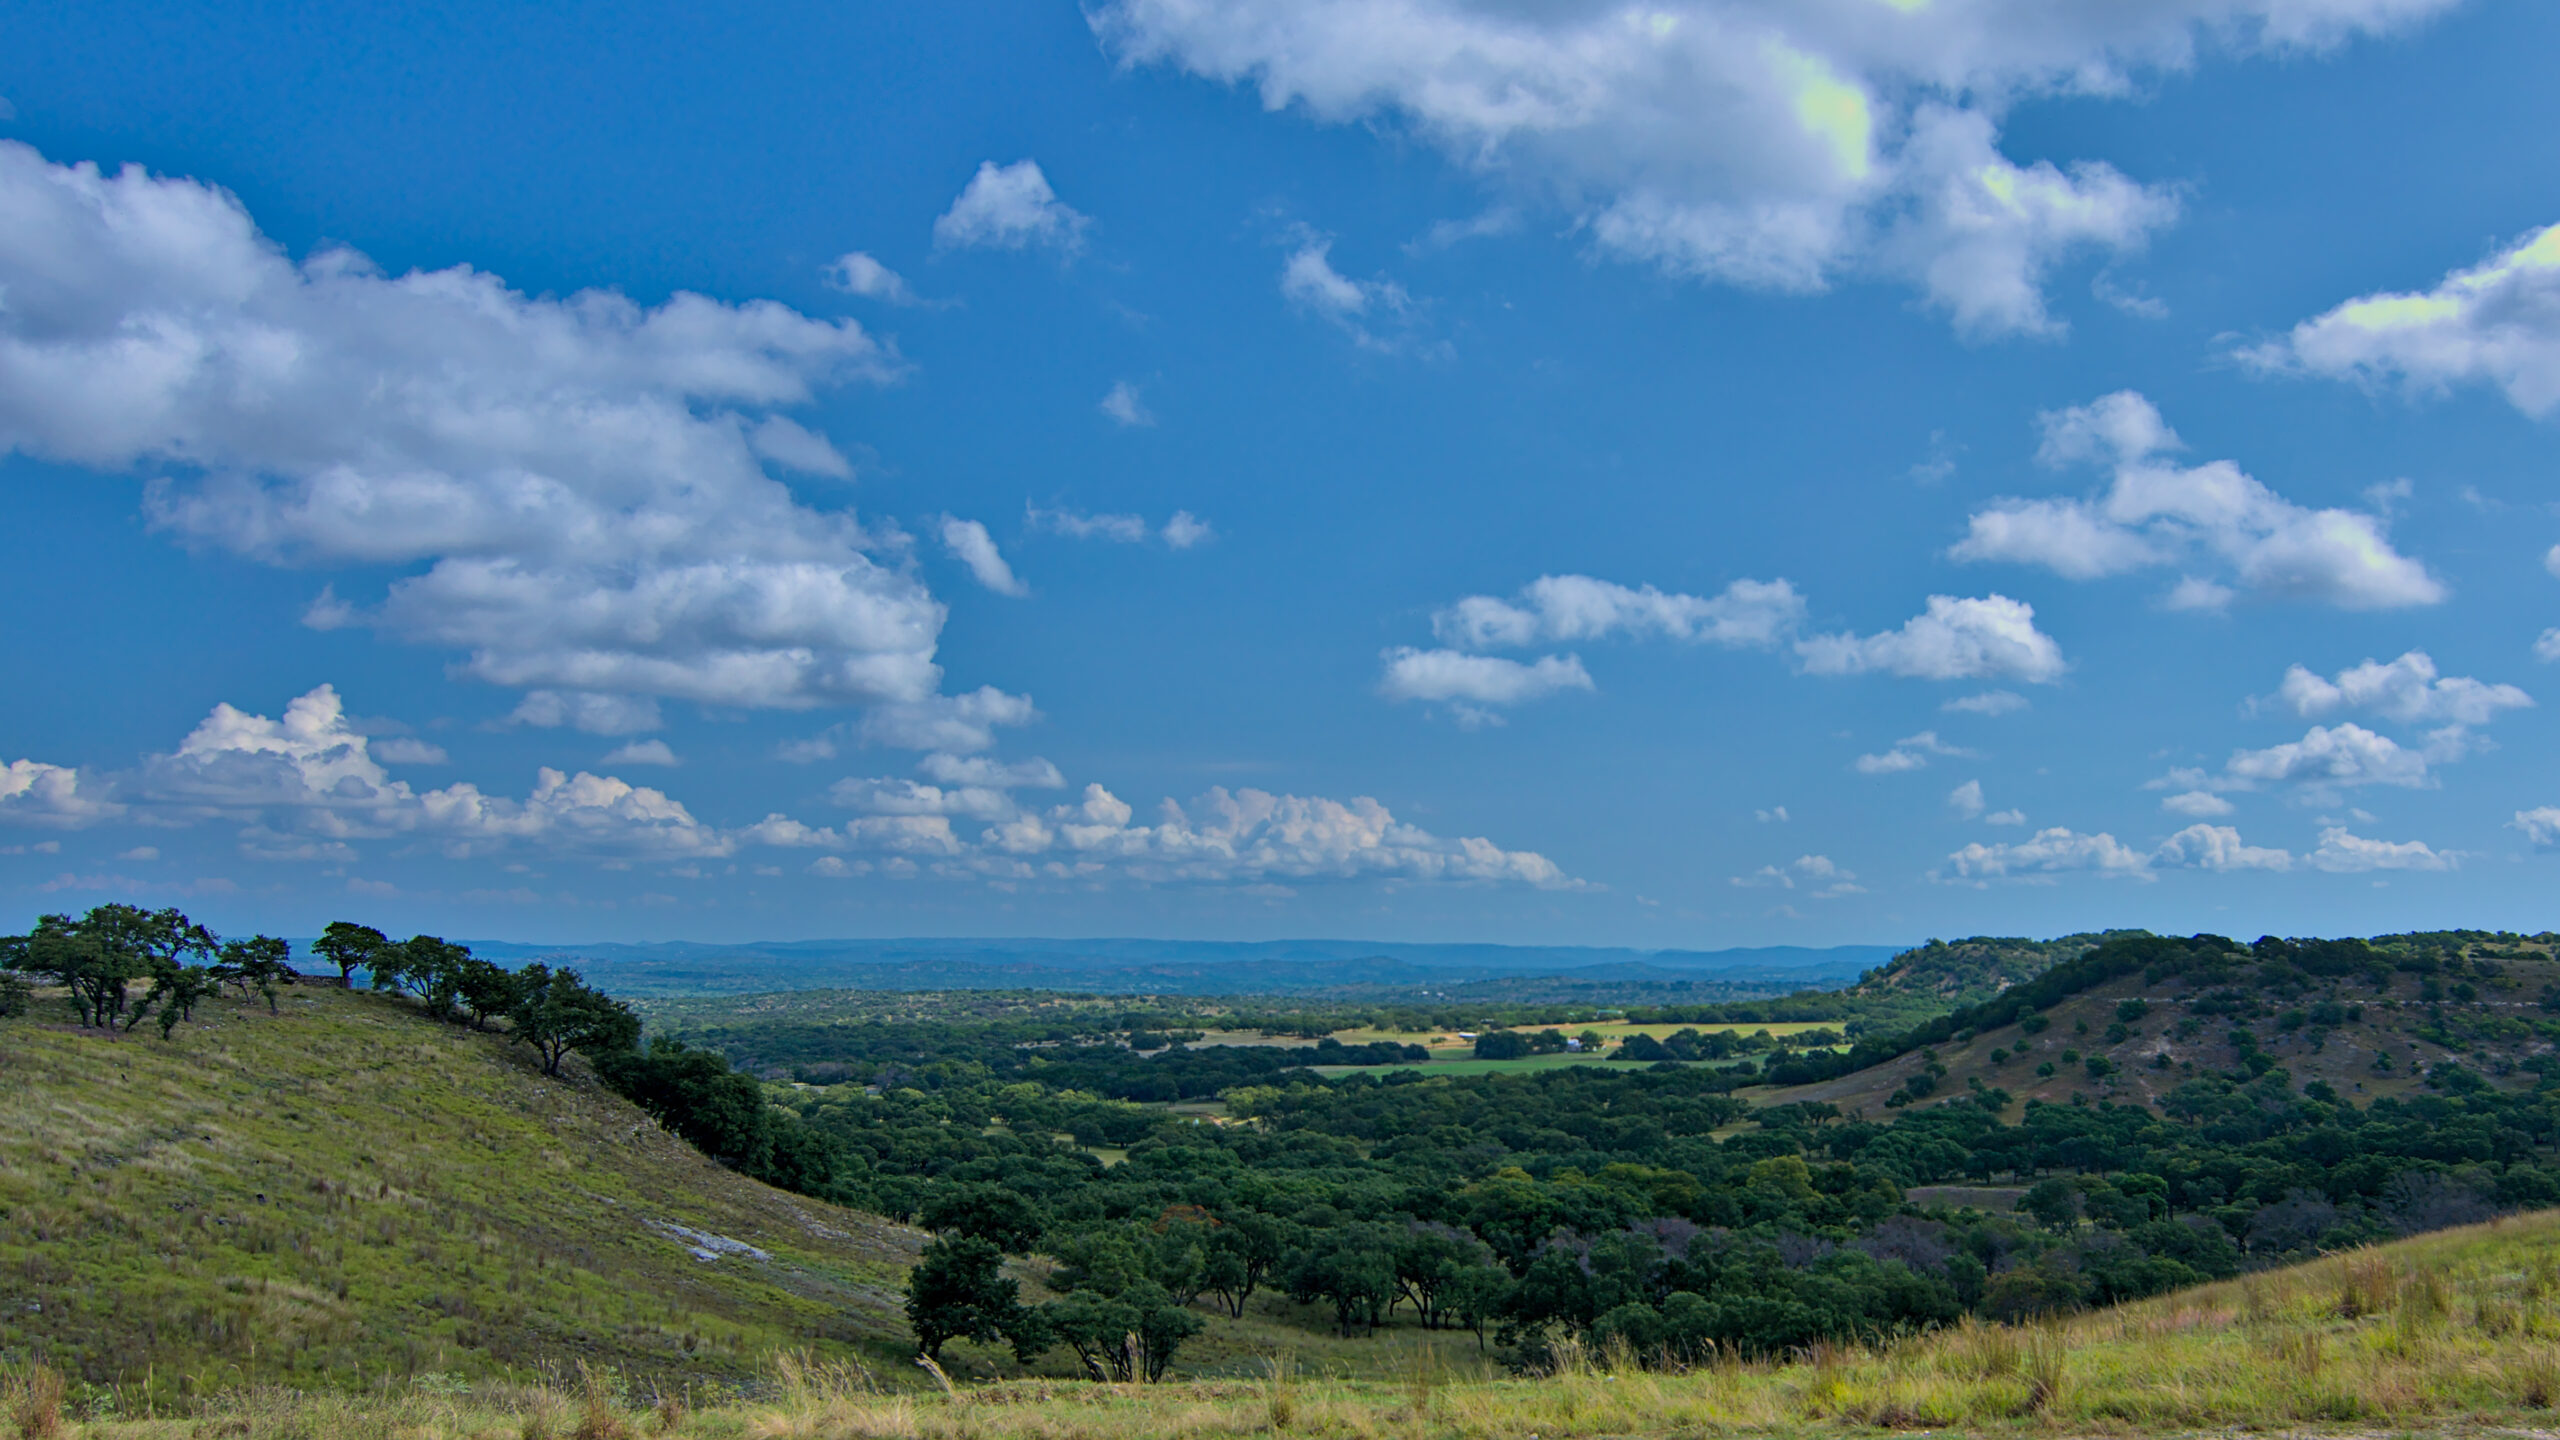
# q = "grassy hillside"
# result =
<box><xmin>25</xmin><ymin>1202</ymin><xmax>2560</xmax><ymax>1436</ymax></box>
<box><xmin>1759</xmin><ymin>930</ymin><xmax>2559</xmax><ymax>1116</ymax></box>
<box><xmin>0</xmin><ymin>983</ymin><xmax>922</xmax><ymax>1407</ymax></box>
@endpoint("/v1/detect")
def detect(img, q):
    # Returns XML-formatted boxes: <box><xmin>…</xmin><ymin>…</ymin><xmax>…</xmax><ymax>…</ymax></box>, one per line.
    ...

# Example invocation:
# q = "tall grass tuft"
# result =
<box><xmin>1795</xmin><ymin>1339</ymin><xmax>1849</xmax><ymax>1418</ymax></box>
<box><xmin>1260</xmin><ymin>1354</ymin><xmax>1296</xmax><ymax>1432</ymax></box>
<box><xmin>8</xmin><ymin>1365</ymin><xmax>65</xmax><ymax>1440</ymax></box>
<box><xmin>1405</xmin><ymin>1336</ymin><xmax>1441</xmax><ymax>1427</ymax></box>
<box><xmin>1941</xmin><ymin>1317</ymin><xmax>2021</xmax><ymax>1380</ymax></box>
<box><xmin>2401</xmin><ymin>1266</ymin><xmax>2451</xmax><ymax>1324</ymax></box>
<box><xmin>519</xmin><ymin>1384</ymin><xmax>568</xmax><ymax>1440</ymax></box>
<box><xmin>571</xmin><ymin>1361</ymin><xmax>631</xmax><ymax>1440</ymax></box>
<box><xmin>2021</xmin><ymin>1333</ymin><xmax>2067</xmax><ymax>1414</ymax></box>
<box><xmin>2337</xmin><ymin>1253</ymin><xmax>2396</xmax><ymax>1317</ymax></box>
<box><xmin>2520</xmin><ymin>1347</ymin><xmax>2560</xmax><ymax>1409</ymax></box>
<box><xmin>2267</xmin><ymin>1328</ymin><xmax>2322</xmax><ymax>1379</ymax></box>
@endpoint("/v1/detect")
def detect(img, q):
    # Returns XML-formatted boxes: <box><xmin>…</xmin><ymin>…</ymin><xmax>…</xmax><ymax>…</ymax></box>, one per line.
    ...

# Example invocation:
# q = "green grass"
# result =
<box><xmin>0</xmin><ymin>985</ymin><xmax>922</xmax><ymax>1407</ymax></box>
<box><xmin>27</xmin><ymin>1208</ymin><xmax>2560</xmax><ymax>1437</ymax></box>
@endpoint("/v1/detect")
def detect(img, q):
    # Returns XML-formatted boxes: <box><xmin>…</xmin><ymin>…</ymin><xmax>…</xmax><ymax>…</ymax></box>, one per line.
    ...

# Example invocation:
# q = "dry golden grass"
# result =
<box><xmin>27</xmin><ymin>1208</ymin><xmax>2560</xmax><ymax>1439</ymax></box>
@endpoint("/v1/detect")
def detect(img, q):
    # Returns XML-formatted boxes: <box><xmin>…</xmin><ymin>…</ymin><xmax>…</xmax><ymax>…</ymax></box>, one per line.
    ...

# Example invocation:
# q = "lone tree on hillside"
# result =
<box><xmin>382</xmin><ymin>936</ymin><xmax>475</xmax><ymax>1020</ymax></box>
<box><xmin>453</xmin><ymin>954</ymin><xmax>522</xmax><ymax>1030</ymax></box>
<box><xmin>148</xmin><ymin>964</ymin><xmax>225</xmax><ymax>1039</ymax></box>
<box><xmin>508</xmin><ymin>964</ymin><xmax>639</xmax><ymax>1076</ymax></box>
<box><xmin>311</xmin><ymin>921</ymin><xmax>388</xmax><ymax>986</ymax></box>
<box><xmin>215</xmin><ymin>934</ymin><xmax>297</xmax><ymax>1013</ymax></box>
<box><xmin>904</xmin><ymin>1234</ymin><xmax>1026</xmax><ymax>1362</ymax></box>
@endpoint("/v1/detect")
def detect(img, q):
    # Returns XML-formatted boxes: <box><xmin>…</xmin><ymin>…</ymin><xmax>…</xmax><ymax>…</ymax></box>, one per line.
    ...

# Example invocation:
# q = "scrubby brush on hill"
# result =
<box><xmin>1761</xmin><ymin>928</ymin><xmax>2560</xmax><ymax>1116</ymax></box>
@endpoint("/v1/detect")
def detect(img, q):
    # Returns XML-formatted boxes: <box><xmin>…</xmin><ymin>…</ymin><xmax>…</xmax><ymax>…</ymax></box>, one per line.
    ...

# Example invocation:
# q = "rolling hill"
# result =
<box><xmin>0</xmin><ymin>982</ymin><xmax>922</xmax><ymax>1405</ymax></box>
<box><xmin>1758</xmin><ymin>929</ymin><xmax>2560</xmax><ymax>1117</ymax></box>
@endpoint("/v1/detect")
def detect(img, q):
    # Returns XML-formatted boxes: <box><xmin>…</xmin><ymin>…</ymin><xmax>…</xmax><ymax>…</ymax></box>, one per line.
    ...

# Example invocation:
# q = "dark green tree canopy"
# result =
<box><xmin>509</xmin><ymin>963</ymin><xmax>641</xmax><ymax>1076</ymax></box>
<box><xmin>311</xmin><ymin>920</ymin><xmax>388</xmax><ymax>985</ymax></box>
<box><xmin>903</xmin><ymin>1235</ymin><xmax>1024</xmax><ymax>1361</ymax></box>
<box><xmin>3</xmin><ymin>904</ymin><xmax>218</xmax><ymax>1029</ymax></box>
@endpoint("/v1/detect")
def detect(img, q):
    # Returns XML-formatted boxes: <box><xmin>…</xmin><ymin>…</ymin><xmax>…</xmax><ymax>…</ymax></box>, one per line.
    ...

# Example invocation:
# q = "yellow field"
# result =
<box><xmin>1326</xmin><ymin>1018</ymin><xmax>1844</xmax><ymax>1053</ymax></box>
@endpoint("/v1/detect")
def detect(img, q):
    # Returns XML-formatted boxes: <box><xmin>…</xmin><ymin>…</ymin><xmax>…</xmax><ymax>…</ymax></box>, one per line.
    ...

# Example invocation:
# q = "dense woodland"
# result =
<box><xmin>9</xmin><ymin>907</ymin><xmax>2560</xmax><ymax>1380</ymax></box>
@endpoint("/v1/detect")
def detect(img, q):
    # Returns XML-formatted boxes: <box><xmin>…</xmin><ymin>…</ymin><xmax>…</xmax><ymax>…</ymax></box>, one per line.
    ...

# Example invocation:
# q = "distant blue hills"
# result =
<box><xmin>429</xmin><ymin>936</ymin><xmax>1906</xmax><ymax>999</ymax></box>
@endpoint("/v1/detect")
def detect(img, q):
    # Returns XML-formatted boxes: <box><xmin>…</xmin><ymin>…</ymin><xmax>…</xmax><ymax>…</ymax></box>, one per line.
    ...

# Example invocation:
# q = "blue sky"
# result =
<box><xmin>3</xmin><ymin>0</ymin><xmax>2559</xmax><ymax>947</ymax></box>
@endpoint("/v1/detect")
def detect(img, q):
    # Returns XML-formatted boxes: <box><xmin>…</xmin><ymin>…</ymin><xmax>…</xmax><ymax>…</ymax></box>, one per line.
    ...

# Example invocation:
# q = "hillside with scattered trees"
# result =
<box><xmin>0</xmin><ymin>907</ymin><xmax>920</xmax><ymax>1402</ymax></box>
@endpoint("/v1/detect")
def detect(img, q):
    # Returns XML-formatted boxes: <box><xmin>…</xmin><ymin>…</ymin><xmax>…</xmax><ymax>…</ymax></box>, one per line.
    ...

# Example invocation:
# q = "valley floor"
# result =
<box><xmin>21</xmin><ymin>1209</ymin><xmax>2560</xmax><ymax>1439</ymax></box>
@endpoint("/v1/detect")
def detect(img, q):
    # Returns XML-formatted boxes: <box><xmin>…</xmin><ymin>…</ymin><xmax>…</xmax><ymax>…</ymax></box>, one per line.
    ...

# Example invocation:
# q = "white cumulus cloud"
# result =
<box><xmin>2161</xmin><ymin>790</ymin><xmax>2236</xmax><ymax>818</ymax></box>
<box><xmin>510</xmin><ymin>691</ymin><xmax>664</xmax><ymax>737</ymax></box>
<box><xmin>371</xmin><ymin>737</ymin><xmax>449</xmax><ymax>765</ymax></box>
<box><xmin>2513</xmin><ymin>807</ymin><xmax>2560</xmax><ymax>847</ymax></box>
<box><xmin>1026</xmin><ymin>503</ymin><xmax>1214</xmax><ymax>549</ymax></box>
<box><xmin>789</xmin><ymin>761</ymin><xmax>1582</xmax><ymax>890</ymax></box>
<box><xmin>602</xmin><ymin>739</ymin><xmax>679</xmax><ymax>767</ymax></box>
<box><xmin>824</xmin><ymin>251</ymin><xmax>922</xmax><ymax>304</ymax></box>
<box><xmin>1378</xmin><ymin>649</ymin><xmax>1594</xmax><ymax>707</ymax></box>
<box><xmin>1945</xmin><ymin>827</ymin><xmax>2153</xmax><ymax>882</ymax></box>
<box><xmin>2249</xmin><ymin>222</ymin><xmax>2560</xmax><ymax>416</ymax></box>
<box><xmin>1856</xmin><ymin>730</ymin><xmax>1974</xmax><ymax>775</ymax></box>
<box><xmin>1796</xmin><ymin>594</ymin><xmax>2066</xmax><ymax>683</ymax></box>
<box><xmin>2156</xmin><ymin>823</ymin><xmax>2293</xmax><ymax>872</ymax></box>
<box><xmin>939</xmin><ymin>517</ymin><xmax>1029</xmax><ymax>597</ymax></box>
<box><xmin>0</xmin><ymin>141</ymin><xmax>951</xmax><ymax>718</ymax></box>
<box><xmin>138</xmin><ymin>685</ymin><xmax>729</xmax><ymax>860</ymax></box>
<box><xmin>1409</xmin><ymin>574</ymin><xmax>2058</xmax><ymax>703</ymax></box>
<box><xmin>933</xmin><ymin>160</ymin><xmax>1091</xmax><ymax>254</ymax></box>
<box><xmin>855</xmin><ymin>687</ymin><xmax>1041</xmax><ymax>755</ymax></box>
<box><xmin>2212</xmin><ymin>722</ymin><xmax>2438</xmax><ymax>793</ymax></box>
<box><xmin>1090</xmin><ymin>0</ymin><xmax>2441</xmax><ymax>336</ymax></box>
<box><xmin>1281</xmin><ymin>233</ymin><xmax>1419</xmax><ymax>350</ymax></box>
<box><xmin>1944</xmin><ymin>690</ymin><xmax>2028</xmax><ymax>716</ymax></box>
<box><xmin>1100</xmin><ymin>380</ymin><xmax>1157</xmax><ymax>427</ymax></box>
<box><xmin>0</xmin><ymin>759</ymin><xmax>123</xmax><ymax>827</ymax></box>
<box><xmin>1952</xmin><ymin>392</ymin><xmax>2442</xmax><ymax>609</ymax></box>
<box><xmin>1730</xmin><ymin>853</ymin><xmax>1861</xmax><ymax>897</ymax></box>
<box><xmin>1948</xmin><ymin>780</ymin><xmax>1985</xmax><ymax>817</ymax></box>
<box><xmin>2307</xmin><ymin>826</ymin><xmax>2455</xmax><ymax>873</ymax></box>
<box><xmin>918</xmin><ymin>753</ymin><xmax>1067</xmax><ymax>790</ymax></box>
<box><xmin>1435</xmin><ymin>575</ymin><xmax>1805</xmax><ymax>651</ymax></box>
<box><xmin>2273</xmin><ymin>651</ymin><xmax>2531</xmax><ymax>726</ymax></box>
<box><xmin>1952</xmin><ymin>821</ymin><xmax>2304</xmax><ymax>881</ymax></box>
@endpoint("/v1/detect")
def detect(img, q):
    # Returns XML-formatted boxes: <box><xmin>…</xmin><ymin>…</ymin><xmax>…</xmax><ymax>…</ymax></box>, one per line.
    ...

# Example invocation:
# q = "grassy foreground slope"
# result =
<box><xmin>0</xmin><ymin>985</ymin><xmax>921</xmax><ymax>1402</ymax></box>
<box><xmin>22</xmin><ymin>1205</ymin><xmax>2560</xmax><ymax>1437</ymax></box>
